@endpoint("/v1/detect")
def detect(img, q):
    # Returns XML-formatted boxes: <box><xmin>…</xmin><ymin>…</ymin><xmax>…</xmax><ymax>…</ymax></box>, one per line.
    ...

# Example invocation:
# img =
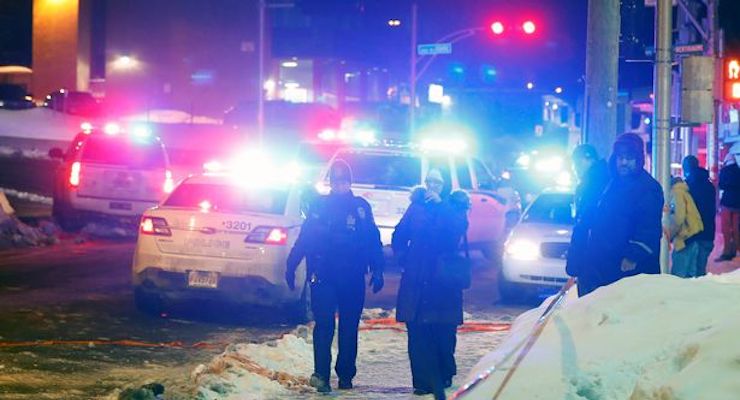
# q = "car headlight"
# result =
<box><xmin>505</xmin><ymin>239</ymin><xmax>540</xmax><ymax>261</ymax></box>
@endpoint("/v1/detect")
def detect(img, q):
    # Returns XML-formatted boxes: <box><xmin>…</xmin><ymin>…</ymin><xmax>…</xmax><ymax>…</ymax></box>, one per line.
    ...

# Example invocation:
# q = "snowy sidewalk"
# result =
<box><xmin>193</xmin><ymin>311</ymin><xmax>512</xmax><ymax>400</ymax></box>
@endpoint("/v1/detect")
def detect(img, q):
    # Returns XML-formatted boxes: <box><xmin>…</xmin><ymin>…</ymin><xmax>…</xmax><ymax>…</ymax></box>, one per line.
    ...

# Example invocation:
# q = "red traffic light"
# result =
<box><xmin>522</xmin><ymin>20</ymin><xmax>536</xmax><ymax>34</ymax></box>
<box><xmin>490</xmin><ymin>21</ymin><xmax>505</xmax><ymax>35</ymax></box>
<box><xmin>724</xmin><ymin>58</ymin><xmax>740</xmax><ymax>102</ymax></box>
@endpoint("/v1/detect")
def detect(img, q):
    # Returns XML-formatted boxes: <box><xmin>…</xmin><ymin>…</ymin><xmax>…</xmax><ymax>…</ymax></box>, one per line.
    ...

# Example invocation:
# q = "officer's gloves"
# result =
<box><xmin>285</xmin><ymin>268</ymin><xmax>296</xmax><ymax>291</ymax></box>
<box><xmin>369</xmin><ymin>272</ymin><xmax>384</xmax><ymax>294</ymax></box>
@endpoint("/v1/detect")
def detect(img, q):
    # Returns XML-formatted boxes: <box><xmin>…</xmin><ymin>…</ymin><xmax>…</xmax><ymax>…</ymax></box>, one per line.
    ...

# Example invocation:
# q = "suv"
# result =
<box><xmin>132</xmin><ymin>172</ymin><xmax>308</xmax><ymax>315</ymax></box>
<box><xmin>49</xmin><ymin>124</ymin><xmax>173</xmax><ymax>230</ymax></box>
<box><xmin>321</xmin><ymin>144</ymin><xmax>509</xmax><ymax>258</ymax></box>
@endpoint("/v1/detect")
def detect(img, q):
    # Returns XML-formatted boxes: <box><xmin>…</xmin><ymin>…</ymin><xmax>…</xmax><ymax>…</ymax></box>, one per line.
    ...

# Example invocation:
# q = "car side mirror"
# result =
<box><xmin>48</xmin><ymin>148</ymin><xmax>64</xmax><ymax>159</ymax></box>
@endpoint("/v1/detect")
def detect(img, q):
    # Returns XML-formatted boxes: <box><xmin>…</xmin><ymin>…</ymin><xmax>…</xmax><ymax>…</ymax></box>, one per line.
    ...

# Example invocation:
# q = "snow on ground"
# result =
<box><xmin>193</xmin><ymin>310</ymin><xmax>510</xmax><ymax>400</ymax></box>
<box><xmin>0</xmin><ymin>108</ymin><xmax>89</xmax><ymax>142</ymax></box>
<box><xmin>0</xmin><ymin>187</ymin><xmax>53</xmax><ymax>205</ymax></box>
<box><xmin>461</xmin><ymin>271</ymin><xmax>740</xmax><ymax>400</ymax></box>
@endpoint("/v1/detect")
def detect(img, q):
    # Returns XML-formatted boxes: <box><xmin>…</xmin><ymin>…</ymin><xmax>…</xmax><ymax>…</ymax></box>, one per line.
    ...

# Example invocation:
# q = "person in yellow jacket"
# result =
<box><xmin>664</xmin><ymin>176</ymin><xmax>704</xmax><ymax>277</ymax></box>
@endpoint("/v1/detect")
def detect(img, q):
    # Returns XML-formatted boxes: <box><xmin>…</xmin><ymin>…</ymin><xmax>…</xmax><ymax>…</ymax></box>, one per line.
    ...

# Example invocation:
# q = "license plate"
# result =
<box><xmin>187</xmin><ymin>271</ymin><xmax>219</xmax><ymax>289</ymax></box>
<box><xmin>110</xmin><ymin>202</ymin><xmax>132</xmax><ymax>210</ymax></box>
<box><xmin>185</xmin><ymin>238</ymin><xmax>230</xmax><ymax>250</ymax></box>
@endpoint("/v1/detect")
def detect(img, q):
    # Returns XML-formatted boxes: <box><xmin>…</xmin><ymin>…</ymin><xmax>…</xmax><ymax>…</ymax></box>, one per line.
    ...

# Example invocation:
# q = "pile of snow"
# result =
<box><xmin>76</xmin><ymin>222</ymin><xmax>138</xmax><ymax>241</ymax></box>
<box><xmin>0</xmin><ymin>192</ymin><xmax>59</xmax><ymax>249</ymax></box>
<box><xmin>0</xmin><ymin>108</ymin><xmax>88</xmax><ymax>142</ymax></box>
<box><xmin>0</xmin><ymin>145</ymin><xmax>50</xmax><ymax>159</ymax></box>
<box><xmin>461</xmin><ymin>272</ymin><xmax>740</xmax><ymax>400</ymax></box>
<box><xmin>0</xmin><ymin>187</ymin><xmax>53</xmax><ymax>205</ymax></box>
<box><xmin>194</xmin><ymin>309</ymin><xmax>509</xmax><ymax>399</ymax></box>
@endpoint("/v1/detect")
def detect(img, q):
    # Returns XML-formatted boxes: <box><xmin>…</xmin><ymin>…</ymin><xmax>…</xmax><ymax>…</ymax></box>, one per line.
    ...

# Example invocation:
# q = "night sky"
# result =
<box><xmin>1</xmin><ymin>0</ymin><xmax>738</xmax><ymax>92</ymax></box>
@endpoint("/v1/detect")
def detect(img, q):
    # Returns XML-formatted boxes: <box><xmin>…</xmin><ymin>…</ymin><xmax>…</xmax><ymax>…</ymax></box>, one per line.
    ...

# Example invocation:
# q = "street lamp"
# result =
<box><xmin>112</xmin><ymin>55</ymin><xmax>139</xmax><ymax>71</ymax></box>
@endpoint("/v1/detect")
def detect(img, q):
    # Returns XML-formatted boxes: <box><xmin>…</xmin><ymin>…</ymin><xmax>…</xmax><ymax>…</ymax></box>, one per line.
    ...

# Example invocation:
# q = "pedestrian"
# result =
<box><xmin>565</xmin><ymin>144</ymin><xmax>610</xmax><ymax>296</ymax></box>
<box><xmin>682</xmin><ymin>155</ymin><xmax>716</xmax><ymax>275</ymax></box>
<box><xmin>664</xmin><ymin>176</ymin><xmax>704</xmax><ymax>277</ymax></box>
<box><xmin>285</xmin><ymin>160</ymin><xmax>385</xmax><ymax>393</ymax></box>
<box><xmin>715</xmin><ymin>144</ymin><xmax>740</xmax><ymax>262</ymax></box>
<box><xmin>392</xmin><ymin>169</ymin><xmax>471</xmax><ymax>400</ymax></box>
<box><xmin>575</xmin><ymin>133</ymin><xmax>663</xmax><ymax>296</ymax></box>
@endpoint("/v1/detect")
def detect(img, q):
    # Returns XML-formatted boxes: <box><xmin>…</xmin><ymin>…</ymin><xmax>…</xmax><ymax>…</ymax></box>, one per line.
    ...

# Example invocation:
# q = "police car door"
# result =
<box><xmin>465</xmin><ymin>157</ymin><xmax>506</xmax><ymax>247</ymax></box>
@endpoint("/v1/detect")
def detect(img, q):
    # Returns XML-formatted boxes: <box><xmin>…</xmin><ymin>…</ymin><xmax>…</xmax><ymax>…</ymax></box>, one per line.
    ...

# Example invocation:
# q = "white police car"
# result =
<box><xmin>319</xmin><ymin>140</ymin><xmax>508</xmax><ymax>258</ymax></box>
<box><xmin>131</xmin><ymin>160</ymin><xmax>310</xmax><ymax>315</ymax></box>
<box><xmin>499</xmin><ymin>188</ymin><xmax>575</xmax><ymax>302</ymax></box>
<box><xmin>49</xmin><ymin>122</ymin><xmax>174</xmax><ymax>230</ymax></box>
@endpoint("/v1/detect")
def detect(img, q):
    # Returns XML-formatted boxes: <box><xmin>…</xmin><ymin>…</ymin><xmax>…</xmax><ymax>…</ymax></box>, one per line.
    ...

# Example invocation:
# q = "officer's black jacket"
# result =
<box><xmin>286</xmin><ymin>191</ymin><xmax>384</xmax><ymax>283</ymax></box>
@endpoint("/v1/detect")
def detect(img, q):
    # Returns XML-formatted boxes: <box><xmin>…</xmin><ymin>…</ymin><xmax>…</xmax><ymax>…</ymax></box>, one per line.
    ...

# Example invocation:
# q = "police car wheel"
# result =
<box><xmin>52</xmin><ymin>201</ymin><xmax>84</xmax><ymax>232</ymax></box>
<box><xmin>134</xmin><ymin>287</ymin><xmax>164</xmax><ymax>315</ymax></box>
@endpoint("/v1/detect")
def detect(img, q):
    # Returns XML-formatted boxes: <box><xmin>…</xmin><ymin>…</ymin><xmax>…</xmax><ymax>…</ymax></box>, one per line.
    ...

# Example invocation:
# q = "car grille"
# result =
<box><xmin>540</xmin><ymin>242</ymin><xmax>570</xmax><ymax>260</ymax></box>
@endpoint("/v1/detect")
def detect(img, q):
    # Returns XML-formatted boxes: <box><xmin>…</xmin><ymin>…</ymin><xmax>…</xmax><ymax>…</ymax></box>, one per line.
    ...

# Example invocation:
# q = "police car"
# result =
<box><xmin>49</xmin><ymin>123</ymin><xmax>174</xmax><ymax>230</ymax></box>
<box><xmin>131</xmin><ymin>160</ymin><xmax>309</xmax><ymax>315</ymax></box>
<box><xmin>499</xmin><ymin>188</ymin><xmax>574</xmax><ymax>302</ymax></box>
<box><xmin>319</xmin><ymin>140</ymin><xmax>508</xmax><ymax>258</ymax></box>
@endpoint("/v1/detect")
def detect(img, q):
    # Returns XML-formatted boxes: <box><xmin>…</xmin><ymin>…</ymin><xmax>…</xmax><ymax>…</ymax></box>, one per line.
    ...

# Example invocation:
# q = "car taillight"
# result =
<box><xmin>245</xmin><ymin>226</ymin><xmax>288</xmax><ymax>245</ymax></box>
<box><xmin>69</xmin><ymin>161</ymin><xmax>81</xmax><ymax>187</ymax></box>
<box><xmin>163</xmin><ymin>170</ymin><xmax>174</xmax><ymax>193</ymax></box>
<box><xmin>140</xmin><ymin>216</ymin><xmax>172</xmax><ymax>236</ymax></box>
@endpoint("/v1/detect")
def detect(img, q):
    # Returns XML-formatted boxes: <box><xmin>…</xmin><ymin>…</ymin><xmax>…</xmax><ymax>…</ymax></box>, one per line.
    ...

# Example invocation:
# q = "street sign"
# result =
<box><xmin>675</xmin><ymin>44</ymin><xmax>705</xmax><ymax>55</ymax></box>
<box><xmin>417</xmin><ymin>43</ymin><xmax>452</xmax><ymax>56</ymax></box>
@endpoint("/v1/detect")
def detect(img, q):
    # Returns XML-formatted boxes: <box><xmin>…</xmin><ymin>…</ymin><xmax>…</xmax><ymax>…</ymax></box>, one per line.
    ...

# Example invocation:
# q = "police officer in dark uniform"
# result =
<box><xmin>286</xmin><ymin>159</ymin><xmax>385</xmax><ymax>393</ymax></box>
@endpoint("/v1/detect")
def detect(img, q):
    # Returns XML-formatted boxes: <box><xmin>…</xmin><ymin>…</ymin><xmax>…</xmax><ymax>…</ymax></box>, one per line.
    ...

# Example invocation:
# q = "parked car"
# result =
<box><xmin>44</xmin><ymin>89</ymin><xmax>104</xmax><ymax>117</ymax></box>
<box><xmin>0</xmin><ymin>84</ymin><xmax>34</xmax><ymax>109</ymax></box>
<box><xmin>49</xmin><ymin>123</ymin><xmax>173</xmax><ymax>230</ymax></box>
<box><xmin>498</xmin><ymin>188</ymin><xmax>575</xmax><ymax>302</ymax></box>
<box><xmin>131</xmin><ymin>172</ymin><xmax>309</xmax><ymax>316</ymax></box>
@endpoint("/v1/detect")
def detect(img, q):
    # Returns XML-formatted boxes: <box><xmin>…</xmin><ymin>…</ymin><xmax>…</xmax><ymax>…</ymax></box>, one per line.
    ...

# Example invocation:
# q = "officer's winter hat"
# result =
<box><xmin>329</xmin><ymin>159</ymin><xmax>353</xmax><ymax>184</ymax></box>
<box><xmin>611</xmin><ymin>133</ymin><xmax>646</xmax><ymax>168</ymax></box>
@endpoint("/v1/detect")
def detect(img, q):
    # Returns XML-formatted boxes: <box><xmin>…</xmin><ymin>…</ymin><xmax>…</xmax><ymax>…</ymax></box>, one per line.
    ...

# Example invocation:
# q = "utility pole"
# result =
<box><xmin>409</xmin><ymin>2</ymin><xmax>418</xmax><ymax>137</ymax></box>
<box><xmin>707</xmin><ymin>0</ymin><xmax>719</xmax><ymax>180</ymax></box>
<box><xmin>653</xmin><ymin>0</ymin><xmax>673</xmax><ymax>274</ymax></box>
<box><xmin>583</xmin><ymin>0</ymin><xmax>621</xmax><ymax>159</ymax></box>
<box><xmin>258</xmin><ymin>0</ymin><xmax>266</xmax><ymax>144</ymax></box>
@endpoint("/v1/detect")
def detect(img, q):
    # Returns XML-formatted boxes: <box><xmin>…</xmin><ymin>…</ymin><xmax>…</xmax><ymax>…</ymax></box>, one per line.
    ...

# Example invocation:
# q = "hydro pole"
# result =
<box><xmin>653</xmin><ymin>0</ymin><xmax>673</xmax><ymax>273</ymax></box>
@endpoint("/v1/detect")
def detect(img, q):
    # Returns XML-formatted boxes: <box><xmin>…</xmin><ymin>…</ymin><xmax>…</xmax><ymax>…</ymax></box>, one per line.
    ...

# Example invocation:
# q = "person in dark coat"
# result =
<box><xmin>576</xmin><ymin>133</ymin><xmax>663</xmax><ymax>297</ymax></box>
<box><xmin>392</xmin><ymin>169</ymin><xmax>470</xmax><ymax>400</ymax></box>
<box><xmin>716</xmin><ymin>148</ymin><xmax>740</xmax><ymax>261</ymax></box>
<box><xmin>682</xmin><ymin>155</ymin><xmax>717</xmax><ymax>275</ymax></box>
<box><xmin>566</xmin><ymin>144</ymin><xmax>610</xmax><ymax>295</ymax></box>
<box><xmin>285</xmin><ymin>160</ymin><xmax>385</xmax><ymax>393</ymax></box>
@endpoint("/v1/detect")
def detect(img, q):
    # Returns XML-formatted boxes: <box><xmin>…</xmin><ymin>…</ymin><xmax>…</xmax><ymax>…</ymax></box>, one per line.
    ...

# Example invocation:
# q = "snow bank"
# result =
<box><xmin>0</xmin><ymin>108</ymin><xmax>88</xmax><ymax>141</ymax></box>
<box><xmin>194</xmin><ymin>310</ymin><xmax>509</xmax><ymax>399</ymax></box>
<box><xmin>461</xmin><ymin>272</ymin><xmax>740</xmax><ymax>400</ymax></box>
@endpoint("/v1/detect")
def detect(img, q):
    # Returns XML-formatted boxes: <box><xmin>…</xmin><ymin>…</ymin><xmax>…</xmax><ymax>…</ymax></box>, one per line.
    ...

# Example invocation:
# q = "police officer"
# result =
<box><xmin>286</xmin><ymin>159</ymin><xmax>385</xmax><ymax>393</ymax></box>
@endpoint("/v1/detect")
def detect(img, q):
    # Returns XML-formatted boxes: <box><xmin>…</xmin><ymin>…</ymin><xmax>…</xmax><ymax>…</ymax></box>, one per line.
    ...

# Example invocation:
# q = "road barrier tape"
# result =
<box><xmin>361</xmin><ymin>318</ymin><xmax>511</xmax><ymax>333</ymax></box>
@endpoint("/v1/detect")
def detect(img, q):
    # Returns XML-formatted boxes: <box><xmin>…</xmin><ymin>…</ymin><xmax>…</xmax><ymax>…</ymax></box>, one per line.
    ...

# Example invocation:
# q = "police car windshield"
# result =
<box><xmin>81</xmin><ymin>136</ymin><xmax>166</xmax><ymax>168</ymax></box>
<box><xmin>522</xmin><ymin>193</ymin><xmax>575</xmax><ymax>225</ymax></box>
<box><xmin>337</xmin><ymin>152</ymin><xmax>421</xmax><ymax>188</ymax></box>
<box><xmin>164</xmin><ymin>183</ymin><xmax>289</xmax><ymax>215</ymax></box>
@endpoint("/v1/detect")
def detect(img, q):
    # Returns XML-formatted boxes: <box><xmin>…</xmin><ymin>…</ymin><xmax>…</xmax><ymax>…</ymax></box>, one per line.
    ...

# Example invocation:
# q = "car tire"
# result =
<box><xmin>134</xmin><ymin>287</ymin><xmax>164</xmax><ymax>315</ymax></box>
<box><xmin>496</xmin><ymin>268</ymin><xmax>528</xmax><ymax>304</ymax></box>
<box><xmin>52</xmin><ymin>200</ymin><xmax>84</xmax><ymax>232</ymax></box>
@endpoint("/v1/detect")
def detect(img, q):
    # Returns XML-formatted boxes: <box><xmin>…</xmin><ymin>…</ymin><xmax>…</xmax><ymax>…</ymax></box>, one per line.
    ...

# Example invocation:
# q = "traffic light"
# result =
<box><xmin>725</xmin><ymin>58</ymin><xmax>740</xmax><ymax>102</ymax></box>
<box><xmin>490</xmin><ymin>21</ymin><xmax>505</xmax><ymax>35</ymax></box>
<box><xmin>522</xmin><ymin>20</ymin><xmax>536</xmax><ymax>34</ymax></box>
